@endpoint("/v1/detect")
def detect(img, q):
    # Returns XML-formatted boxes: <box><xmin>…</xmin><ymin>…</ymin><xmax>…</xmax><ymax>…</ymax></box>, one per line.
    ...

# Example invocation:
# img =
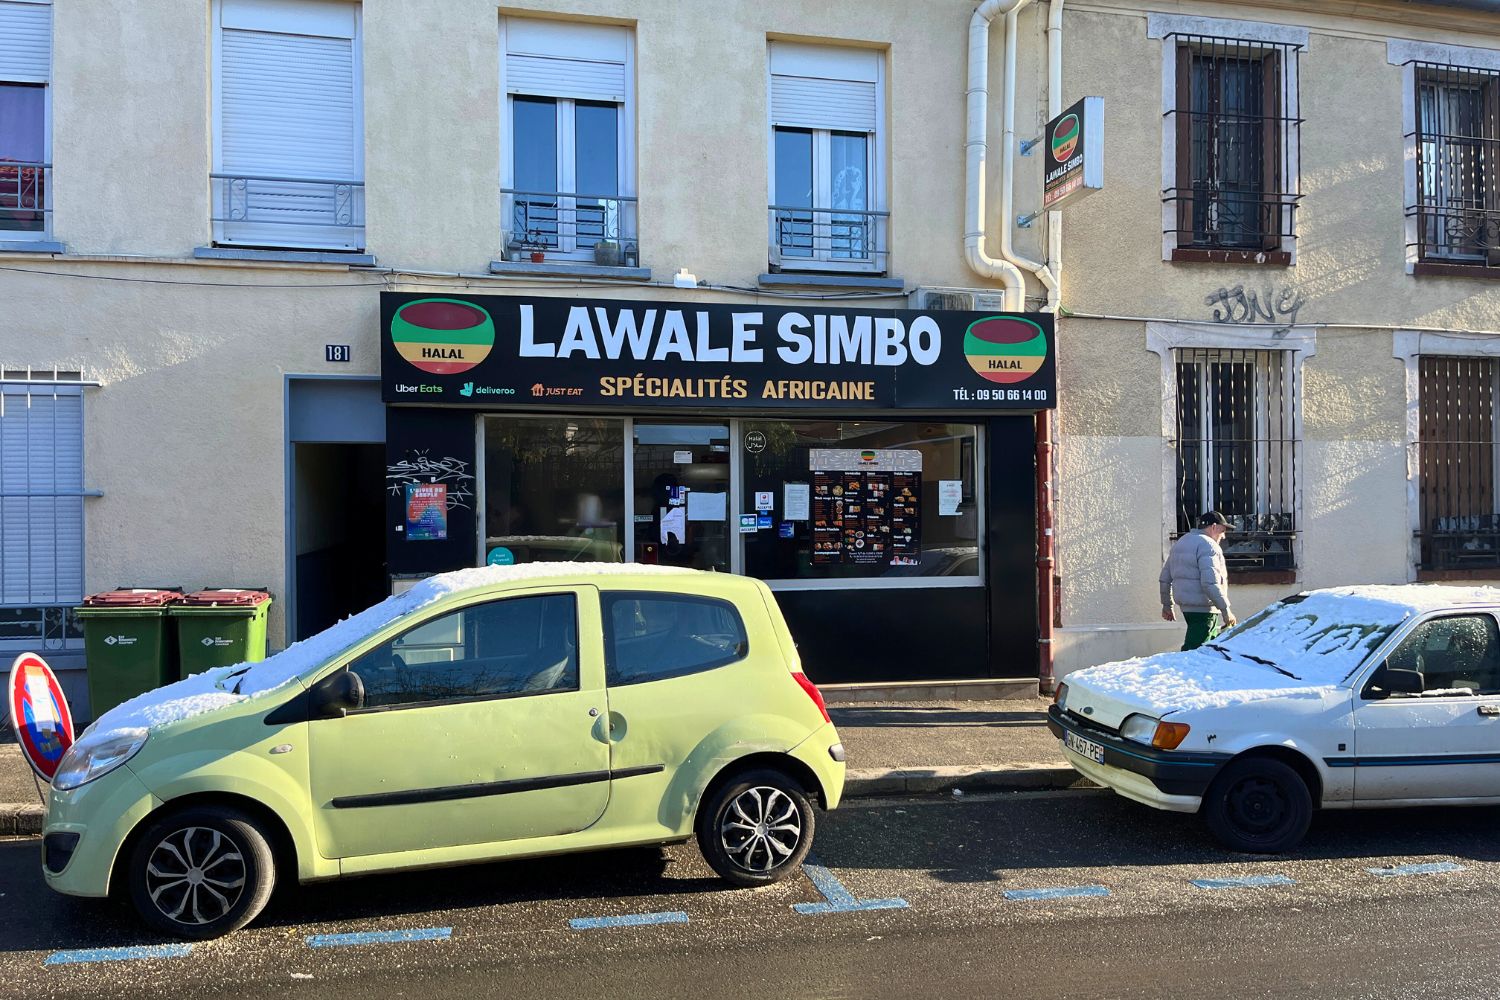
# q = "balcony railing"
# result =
<box><xmin>502</xmin><ymin>189</ymin><xmax>638</xmax><ymax>266</ymax></box>
<box><xmin>0</xmin><ymin>161</ymin><xmax>50</xmax><ymax>235</ymax></box>
<box><xmin>768</xmin><ymin>205</ymin><xmax>889</xmax><ymax>273</ymax></box>
<box><xmin>1409</xmin><ymin>203</ymin><xmax>1500</xmax><ymax>265</ymax></box>
<box><xmin>210</xmin><ymin>173</ymin><xmax>365</xmax><ymax>251</ymax></box>
<box><xmin>1421</xmin><ymin>514</ymin><xmax>1500</xmax><ymax>571</ymax></box>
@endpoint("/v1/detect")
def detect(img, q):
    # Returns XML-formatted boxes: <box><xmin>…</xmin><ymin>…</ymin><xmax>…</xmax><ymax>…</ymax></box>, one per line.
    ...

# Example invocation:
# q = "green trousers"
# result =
<box><xmin>1181</xmin><ymin>611</ymin><xmax>1221</xmax><ymax>651</ymax></box>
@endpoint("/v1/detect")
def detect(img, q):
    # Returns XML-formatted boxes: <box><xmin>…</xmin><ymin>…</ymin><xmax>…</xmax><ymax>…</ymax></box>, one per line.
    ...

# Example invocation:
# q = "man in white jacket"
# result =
<box><xmin>1160</xmin><ymin>510</ymin><xmax>1238</xmax><ymax>650</ymax></box>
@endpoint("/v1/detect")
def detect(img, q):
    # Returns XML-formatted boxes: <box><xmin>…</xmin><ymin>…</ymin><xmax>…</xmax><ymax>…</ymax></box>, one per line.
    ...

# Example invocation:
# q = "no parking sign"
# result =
<box><xmin>7</xmin><ymin>652</ymin><xmax>74</xmax><ymax>783</ymax></box>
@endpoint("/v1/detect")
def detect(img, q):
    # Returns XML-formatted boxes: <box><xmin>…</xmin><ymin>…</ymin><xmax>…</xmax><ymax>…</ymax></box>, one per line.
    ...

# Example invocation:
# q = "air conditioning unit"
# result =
<box><xmin>908</xmin><ymin>286</ymin><xmax>1009</xmax><ymax>312</ymax></box>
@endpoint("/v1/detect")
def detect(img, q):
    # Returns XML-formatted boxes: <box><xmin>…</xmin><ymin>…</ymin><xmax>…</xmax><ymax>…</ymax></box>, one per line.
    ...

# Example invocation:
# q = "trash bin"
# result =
<box><xmin>169</xmin><ymin>589</ymin><xmax>273</xmax><ymax>679</ymax></box>
<box><xmin>76</xmin><ymin>589</ymin><xmax>183</xmax><ymax>718</ymax></box>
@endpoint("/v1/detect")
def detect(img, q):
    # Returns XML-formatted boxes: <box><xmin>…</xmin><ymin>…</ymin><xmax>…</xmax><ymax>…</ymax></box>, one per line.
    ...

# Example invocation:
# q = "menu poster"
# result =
<box><xmin>808</xmin><ymin>450</ymin><xmax>922</xmax><ymax>566</ymax></box>
<box><xmin>405</xmin><ymin>483</ymin><xmax>448</xmax><ymax>541</ymax></box>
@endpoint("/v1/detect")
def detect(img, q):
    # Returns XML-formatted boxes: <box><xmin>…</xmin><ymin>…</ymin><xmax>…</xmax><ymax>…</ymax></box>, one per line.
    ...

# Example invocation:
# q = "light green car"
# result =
<box><xmin>41</xmin><ymin>566</ymin><xmax>845</xmax><ymax>938</ymax></box>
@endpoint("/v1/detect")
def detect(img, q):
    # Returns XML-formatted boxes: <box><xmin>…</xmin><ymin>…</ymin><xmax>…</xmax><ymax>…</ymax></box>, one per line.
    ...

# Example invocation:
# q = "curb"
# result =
<box><xmin>1</xmin><ymin>803</ymin><xmax>43</xmax><ymax>837</ymax></box>
<box><xmin>845</xmin><ymin>764</ymin><xmax>1095</xmax><ymax>798</ymax></box>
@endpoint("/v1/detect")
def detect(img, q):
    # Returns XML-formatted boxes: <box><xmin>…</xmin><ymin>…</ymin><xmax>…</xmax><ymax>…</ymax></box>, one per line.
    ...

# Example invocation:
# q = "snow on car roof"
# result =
<box><xmin>81</xmin><ymin>562</ymin><xmax>695</xmax><ymax>739</ymax></box>
<box><xmin>1071</xmin><ymin>584</ymin><xmax>1500</xmax><ymax>713</ymax></box>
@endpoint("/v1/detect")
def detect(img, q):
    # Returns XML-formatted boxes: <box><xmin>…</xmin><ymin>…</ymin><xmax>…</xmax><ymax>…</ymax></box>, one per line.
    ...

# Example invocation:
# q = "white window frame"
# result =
<box><xmin>1149</xmin><ymin>14</ymin><xmax>1306</xmax><ymax>264</ymax></box>
<box><xmin>766</xmin><ymin>41</ymin><xmax>887</xmax><ymax>274</ymax></box>
<box><xmin>1148</xmin><ymin>322</ymin><xmax>1314</xmax><ymax>576</ymax></box>
<box><xmin>0</xmin><ymin>0</ymin><xmax>52</xmax><ymax>242</ymax></box>
<box><xmin>500</xmin><ymin>18</ymin><xmax>635</xmax><ymax>265</ymax></box>
<box><xmin>1389</xmin><ymin>39</ymin><xmax>1500</xmax><ymax>273</ymax></box>
<box><xmin>209</xmin><ymin>0</ymin><xmax>366</xmax><ymax>251</ymax></box>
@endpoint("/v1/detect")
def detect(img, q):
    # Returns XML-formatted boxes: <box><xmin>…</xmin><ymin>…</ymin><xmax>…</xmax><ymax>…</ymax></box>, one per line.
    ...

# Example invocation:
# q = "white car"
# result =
<box><xmin>1051</xmin><ymin>585</ymin><xmax>1500</xmax><ymax>853</ymax></box>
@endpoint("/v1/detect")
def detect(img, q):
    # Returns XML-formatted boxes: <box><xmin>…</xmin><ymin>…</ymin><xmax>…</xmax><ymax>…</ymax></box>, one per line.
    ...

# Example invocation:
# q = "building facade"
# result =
<box><xmin>2</xmin><ymin>0</ymin><xmax>1498</xmax><ymax>713</ymax></box>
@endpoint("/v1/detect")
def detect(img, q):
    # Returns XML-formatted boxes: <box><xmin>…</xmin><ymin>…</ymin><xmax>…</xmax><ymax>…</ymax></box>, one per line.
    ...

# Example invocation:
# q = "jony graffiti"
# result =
<box><xmin>386</xmin><ymin>452</ymin><xmax>475</xmax><ymax>510</ymax></box>
<box><xmin>1204</xmin><ymin>284</ymin><xmax>1305</xmax><ymax>327</ymax></box>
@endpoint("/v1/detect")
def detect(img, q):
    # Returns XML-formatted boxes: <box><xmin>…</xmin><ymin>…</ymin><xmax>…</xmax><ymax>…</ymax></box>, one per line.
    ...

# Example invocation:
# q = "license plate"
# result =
<box><xmin>1064</xmin><ymin>731</ymin><xmax>1105</xmax><ymax>764</ymax></box>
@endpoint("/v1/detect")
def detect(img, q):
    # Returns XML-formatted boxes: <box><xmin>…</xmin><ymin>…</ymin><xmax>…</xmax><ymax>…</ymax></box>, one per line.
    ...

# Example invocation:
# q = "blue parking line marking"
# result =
<box><xmin>569</xmin><ymin>911</ymin><xmax>689</xmax><ymax>930</ymax></box>
<box><xmin>1003</xmin><ymin>885</ymin><xmax>1110</xmax><ymax>901</ymax></box>
<box><xmin>45</xmin><ymin>944</ymin><xmax>194</xmax><ymax>966</ymax></box>
<box><xmin>305</xmin><ymin>927</ymin><xmax>452</xmax><ymax>948</ymax></box>
<box><xmin>1367</xmin><ymin>861</ymin><xmax>1466</xmax><ymax>877</ymax></box>
<box><xmin>1190</xmin><ymin>874</ymin><xmax>1296</xmax><ymax>890</ymax></box>
<box><xmin>793</xmin><ymin>855</ymin><xmax>908</xmax><ymax>915</ymax></box>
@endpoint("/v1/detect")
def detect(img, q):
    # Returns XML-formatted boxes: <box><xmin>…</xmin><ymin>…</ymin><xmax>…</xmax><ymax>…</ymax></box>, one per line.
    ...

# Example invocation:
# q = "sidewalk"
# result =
<box><xmin>0</xmin><ymin>698</ymin><xmax>1083</xmax><ymax>837</ymax></box>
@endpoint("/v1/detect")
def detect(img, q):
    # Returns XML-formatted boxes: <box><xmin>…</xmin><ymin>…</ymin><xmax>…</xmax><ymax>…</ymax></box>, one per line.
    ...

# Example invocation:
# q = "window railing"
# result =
<box><xmin>768</xmin><ymin>205</ymin><xmax>889</xmax><ymax>273</ymax></box>
<box><xmin>0</xmin><ymin>160</ymin><xmax>50</xmax><ymax>235</ymax></box>
<box><xmin>210</xmin><ymin>173</ymin><xmax>365</xmax><ymax>251</ymax></box>
<box><xmin>501</xmin><ymin>189</ymin><xmax>639</xmax><ymax>266</ymax></box>
<box><xmin>1406</xmin><ymin>61</ymin><xmax>1500</xmax><ymax>266</ymax></box>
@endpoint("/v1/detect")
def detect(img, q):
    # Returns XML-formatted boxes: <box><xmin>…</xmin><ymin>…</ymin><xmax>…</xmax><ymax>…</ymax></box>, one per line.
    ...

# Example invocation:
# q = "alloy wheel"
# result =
<box><xmin>144</xmin><ymin>826</ymin><xmax>248</xmax><ymax>926</ymax></box>
<box><xmin>719</xmin><ymin>785</ymin><xmax>803</xmax><ymax>872</ymax></box>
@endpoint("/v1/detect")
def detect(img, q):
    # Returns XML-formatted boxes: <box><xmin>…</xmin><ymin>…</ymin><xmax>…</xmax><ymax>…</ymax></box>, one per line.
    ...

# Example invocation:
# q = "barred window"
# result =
<box><xmin>1418</xmin><ymin>357</ymin><xmax>1500</xmax><ymax>570</ymax></box>
<box><xmin>1165</xmin><ymin>34</ymin><xmax>1303</xmax><ymax>261</ymax></box>
<box><xmin>1407</xmin><ymin>62</ymin><xmax>1500</xmax><ymax>266</ymax></box>
<box><xmin>0</xmin><ymin>370</ymin><xmax>88</xmax><ymax>649</ymax></box>
<box><xmin>1174</xmin><ymin>349</ymin><xmax>1298</xmax><ymax>573</ymax></box>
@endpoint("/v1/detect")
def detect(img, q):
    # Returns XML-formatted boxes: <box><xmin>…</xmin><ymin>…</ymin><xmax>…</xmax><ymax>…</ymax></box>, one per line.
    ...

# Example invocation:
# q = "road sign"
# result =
<box><xmin>7</xmin><ymin>652</ymin><xmax>74</xmax><ymax>783</ymax></box>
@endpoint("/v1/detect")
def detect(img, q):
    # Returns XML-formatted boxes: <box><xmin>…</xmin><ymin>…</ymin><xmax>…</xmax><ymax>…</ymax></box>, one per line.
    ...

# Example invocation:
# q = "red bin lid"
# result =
<box><xmin>178</xmin><ymin>589</ymin><xmax>271</xmax><ymax>607</ymax></box>
<box><xmin>81</xmin><ymin>588</ymin><xmax>182</xmax><ymax>608</ymax></box>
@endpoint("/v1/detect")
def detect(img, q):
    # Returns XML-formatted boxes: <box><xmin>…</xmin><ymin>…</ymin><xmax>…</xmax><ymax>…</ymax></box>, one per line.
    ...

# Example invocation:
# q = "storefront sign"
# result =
<box><xmin>1043</xmin><ymin>96</ymin><xmax>1104</xmax><ymax>211</ymax></box>
<box><xmin>381</xmin><ymin>293</ymin><xmax>1055</xmax><ymax>410</ymax></box>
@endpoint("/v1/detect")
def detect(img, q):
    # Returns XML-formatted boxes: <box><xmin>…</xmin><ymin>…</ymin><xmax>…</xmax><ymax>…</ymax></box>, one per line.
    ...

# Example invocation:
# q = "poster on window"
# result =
<box><xmin>809</xmin><ymin>450</ymin><xmax>922</xmax><ymax>566</ymax></box>
<box><xmin>405</xmin><ymin>483</ymin><xmax>449</xmax><ymax>541</ymax></box>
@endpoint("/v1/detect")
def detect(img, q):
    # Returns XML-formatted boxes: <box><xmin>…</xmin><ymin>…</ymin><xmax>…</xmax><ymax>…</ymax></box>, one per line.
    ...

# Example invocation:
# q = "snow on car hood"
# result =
<box><xmin>82</xmin><ymin>562</ymin><xmax>694</xmax><ymax>738</ymax></box>
<box><xmin>1066</xmin><ymin>587</ymin><xmax>1448</xmax><ymax>723</ymax></box>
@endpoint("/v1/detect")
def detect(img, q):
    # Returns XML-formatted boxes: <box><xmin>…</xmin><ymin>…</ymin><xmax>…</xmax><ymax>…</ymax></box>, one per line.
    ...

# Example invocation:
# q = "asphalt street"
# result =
<box><xmin>5</xmin><ymin>789</ymin><xmax>1500</xmax><ymax>999</ymax></box>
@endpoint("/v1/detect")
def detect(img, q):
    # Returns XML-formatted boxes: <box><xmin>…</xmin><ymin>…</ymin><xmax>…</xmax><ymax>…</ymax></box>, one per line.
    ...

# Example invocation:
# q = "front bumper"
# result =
<box><xmin>1048</xmin><ymin>705</ymin><xmax>1229</xmax><ymax>812</ymax></box>
<box><xmin>42</xmin><ymin>765</ymin><xmax>159</xmax><ymax>898</ymax></box>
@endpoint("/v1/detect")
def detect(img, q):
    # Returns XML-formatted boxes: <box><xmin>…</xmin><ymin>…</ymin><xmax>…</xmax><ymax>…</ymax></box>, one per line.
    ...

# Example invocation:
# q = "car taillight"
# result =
<box><xmin>793</xmin><ymin>671</ymin><xmax>831</xmax><ymax>723</ymax></box>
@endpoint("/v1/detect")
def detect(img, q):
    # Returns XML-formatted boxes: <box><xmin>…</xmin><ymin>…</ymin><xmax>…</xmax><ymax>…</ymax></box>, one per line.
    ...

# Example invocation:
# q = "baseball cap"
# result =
<box><xmin>1198</xmin><ymin>510</ymin><xmax>1230</xmax><ymax>528</ymax></box>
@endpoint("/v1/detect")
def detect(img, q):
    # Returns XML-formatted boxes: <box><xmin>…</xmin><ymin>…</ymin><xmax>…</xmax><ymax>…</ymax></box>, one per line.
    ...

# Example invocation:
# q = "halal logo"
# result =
<box><xmin>1051</xmin><ymin>113</ymin><xmax>1080</xmax><ymax>163</ymax></box>
<box><xmin>963</xmin><ymin>316</ymin><xmax>1048</xmax><ymax>385</ymax></box>
<box><xmin>391</xmin><ymin>298</ymin><xmax>496</xmax><ymax>375</ymax></box>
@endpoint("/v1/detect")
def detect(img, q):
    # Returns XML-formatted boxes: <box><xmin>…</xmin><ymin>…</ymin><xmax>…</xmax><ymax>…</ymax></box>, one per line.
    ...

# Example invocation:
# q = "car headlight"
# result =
<box><xmin>1120</xmin><ymin>714</ymin><xmax>1158</xmax><ymax>744</ymax></box>
<box><xmin>52</xmin><ymin>729</ymin><xmax>148</xmax><ymax>791</ymax></box>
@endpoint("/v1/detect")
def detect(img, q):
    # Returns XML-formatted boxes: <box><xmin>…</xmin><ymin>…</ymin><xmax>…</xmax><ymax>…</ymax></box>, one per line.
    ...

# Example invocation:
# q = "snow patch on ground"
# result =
<box><xmin>84</xmin><ymin>562</ymin><xmax>695</xmax><ymax>736</ymax></box>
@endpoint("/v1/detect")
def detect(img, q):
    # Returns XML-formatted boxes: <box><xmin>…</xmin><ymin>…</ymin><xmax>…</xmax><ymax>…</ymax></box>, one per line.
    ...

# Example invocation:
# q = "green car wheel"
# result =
<box><xmin>126</xmin><ymin>806</ymin><xmax>277</xmax><ymax>939</ymax></box>
<box><xmin>697</xmin><ymin>768</ymin><xmax>815</xmax><ymax>887</ymax></box>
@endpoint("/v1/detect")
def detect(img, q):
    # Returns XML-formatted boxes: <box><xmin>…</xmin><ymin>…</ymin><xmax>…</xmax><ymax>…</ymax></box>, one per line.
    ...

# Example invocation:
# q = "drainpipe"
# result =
<box><xmin>1036</xmin><ymin>0</ymin><xmax>1063</xmax><ymax>694</ymax></box>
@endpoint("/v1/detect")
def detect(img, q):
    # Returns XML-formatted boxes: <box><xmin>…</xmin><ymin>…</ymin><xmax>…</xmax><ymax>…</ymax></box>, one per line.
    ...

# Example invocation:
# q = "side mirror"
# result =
<box><xmin>1364</xmin><ymin>663</ymin><xmax>1423</xmax><ymax>699</ymax></box>
<box><xmin>310</xmin><ymin>669</ymin><xmax>365</xmax><ymax>719</ymax></box>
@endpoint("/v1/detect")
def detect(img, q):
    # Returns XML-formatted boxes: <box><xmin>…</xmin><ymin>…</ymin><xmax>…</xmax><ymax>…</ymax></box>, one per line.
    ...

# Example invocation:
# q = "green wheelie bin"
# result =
<box><xmin>169</xmin><ymin>589</ymin><xmax>272</xmax><ymax>679</ymax></box>
<box><xmin>76</xmin><ymin>588</ymin><xmax>183</xmax><ymax>718</ymax></box>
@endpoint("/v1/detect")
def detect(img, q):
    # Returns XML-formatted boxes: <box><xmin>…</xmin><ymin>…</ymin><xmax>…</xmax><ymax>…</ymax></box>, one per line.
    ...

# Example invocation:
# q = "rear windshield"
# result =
<box><xmin>1215</xmin><ymin>592</ymin><xmax>1407</xmax><ymax>683</ymax></box>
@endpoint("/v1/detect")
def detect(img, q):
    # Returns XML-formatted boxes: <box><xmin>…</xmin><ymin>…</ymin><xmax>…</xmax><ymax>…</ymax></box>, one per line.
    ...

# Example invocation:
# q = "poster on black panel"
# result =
<box><xmin>379</xmin><ymin>292</ymin><xmax>1055</xmax><ymax>411</ymax></box>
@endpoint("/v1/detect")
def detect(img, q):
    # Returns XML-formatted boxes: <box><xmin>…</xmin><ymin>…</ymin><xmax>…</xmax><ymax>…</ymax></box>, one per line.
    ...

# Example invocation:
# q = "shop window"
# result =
<box><xmin>211</xmin><ymin>0</ymin><xmax>365</xmax><ymax>251</ymax></box>
<box><xmin>351</xmin><ymin>593</ymin><xmax>579</xmax><ymax>710</ymax></box>
<box><xmin>1417</xmin><ymin>356</ymin><xmax>1500</xmax><ymax>571</ymax></box>
<box><xmin>502</xmin><ymin>18</ymin><xmax>636</xmax><ymax>266</ymax></box>
<box><xmin>1407</xmin><ymin>62</ymin><xmax>1500</xmax><ymax>268</ymax></box>
<box><xmin>0</xmin><ymin>373</ymin><xmax>86</xmax><ymax>650</ymax></box>
<box><xmin>602</xmin><ymin>592</ymin><xmax>747</xmax><ymax>686</ymax></box>
<box><xmin>632</xmin><ymin>422</ymin><xmax>730</xmax><ymax>572</ymax></box>
<box><xmin>483</xmin><ymin>416</ymin><xmax>625</xmax><ymax>565</ymax></box>
<box><xmin>768</xmin><ymin>42</ymin><xmax>887</xmax><ymax>274</ymax></box>
<box><xmin>0</xmin><ymin>1</ymin><xmax>51</xmax><ymax>239</ymax></box>
<box><xmin>740</xmin><ymin>420</ymin><xmax>980</xmax><ymax>582</ymax></box>
<box><xmin>1155</xmin><ymin>22</ymin><xmax>1304</xmax><ymax>264</ymax></box>
<box><xmin>1173</xmin><ymin>348</ymin><xmax>1297</xmax><ymax>574</ymax></box>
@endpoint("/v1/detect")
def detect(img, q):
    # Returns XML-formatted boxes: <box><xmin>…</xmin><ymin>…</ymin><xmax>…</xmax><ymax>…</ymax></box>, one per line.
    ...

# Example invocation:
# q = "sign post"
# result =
<box><xmin>1042</xmin><ymin>96</ymin><xmax>1104</xmax><ymax>211</ymax></box>
<box><xmin>7</xmin><ymin>652</ymin><xmax>74</xmax><ymax>783</ymax></box>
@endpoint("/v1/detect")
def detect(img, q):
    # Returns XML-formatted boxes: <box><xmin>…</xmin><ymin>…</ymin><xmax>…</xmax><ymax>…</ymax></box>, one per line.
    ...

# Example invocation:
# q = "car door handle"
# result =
<box><xmin>1478</xmin><ymin>705</ymin><xmax>1500</xmax><ymax>716</ymax></box>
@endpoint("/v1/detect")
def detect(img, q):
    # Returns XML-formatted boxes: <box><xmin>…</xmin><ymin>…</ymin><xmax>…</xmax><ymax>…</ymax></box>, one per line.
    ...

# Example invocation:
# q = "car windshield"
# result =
<box><xmin>1213</xmin><ymin>592</ymin><xmax>1407</xmax><ymax>685</ymax></box>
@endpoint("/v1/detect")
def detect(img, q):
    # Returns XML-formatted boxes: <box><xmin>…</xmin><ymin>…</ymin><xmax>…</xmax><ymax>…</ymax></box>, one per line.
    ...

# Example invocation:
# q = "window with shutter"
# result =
<box><xmin>501</xmin><ymin>19</ymin><xmax>635</xmax><ymax>266</ymax></box>
<box><xmin>212</xmin><ymin>0</ymin><xmax>364</xmax><ymax>251</ymax></box>
<box><xmin>0</xmin><ymin>0</ymin><xmax>50</xmax><ymax>239</ymax></box>
<box><xmin>0</xmin><ymin>377</ymin><xmax>86</xmax><ymax>650</ymax></box>
<box><xmin>767</xmin><ymin>42</ymin><xmax>886</xmax><ymax>274</ymax></box>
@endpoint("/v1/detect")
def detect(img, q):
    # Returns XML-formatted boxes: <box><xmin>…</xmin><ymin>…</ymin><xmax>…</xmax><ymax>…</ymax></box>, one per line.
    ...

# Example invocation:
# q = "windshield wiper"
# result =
<box><xmin>1204</xmin><ymin>643</ymin><xmax>1233</xmax><ymax>661</ymax></box>
<box><xmin>1206</xmin><ymin>644</ymin><xmax>1300</xmax><ymax>680</ymax></box>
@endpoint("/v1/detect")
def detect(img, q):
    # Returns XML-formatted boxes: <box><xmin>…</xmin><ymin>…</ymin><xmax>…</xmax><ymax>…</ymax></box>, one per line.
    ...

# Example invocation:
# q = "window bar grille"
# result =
<box><xmin>1163</xmin><ymin>34</ymin><xmax>1304</xmax><ymax>254</ymax></box>
<box><xmin>1173</xmin><ymin>348</ymin><xmax>1298</xmax><ymax>572</ymax></box>
<box><xmin>1418</xmin><ymin>356</ymin><xmax>1500</xmax><ymax>569</ymax></box>
<box><xmin>1406</xmin><ymin>61</ymin><xmax>1500</xmax><ymax>265</ymax></box>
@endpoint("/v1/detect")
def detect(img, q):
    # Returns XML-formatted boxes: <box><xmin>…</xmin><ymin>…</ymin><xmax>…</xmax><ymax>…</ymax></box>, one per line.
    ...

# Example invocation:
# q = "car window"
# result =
<box><xmin>603</xmin><ymin>592</ymin><xmax>748</xmax><ymax>686</ymax></box>
<box><xmin>349</xmin><ymin>593</ymin><xmax>579</xmax><ymax>710</ymax></box>
<box><xmin>1373</xmin><ymin>614</ymin><xmax>1500</xmax><ymax>698</ymax></box>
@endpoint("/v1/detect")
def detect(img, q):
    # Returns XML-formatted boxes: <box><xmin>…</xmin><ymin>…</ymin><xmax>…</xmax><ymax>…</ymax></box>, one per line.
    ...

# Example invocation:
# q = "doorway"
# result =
<box><xmin>632</xmin><ymin>422</ymin><xmax>730</xmax><ymax>570</ymax></box>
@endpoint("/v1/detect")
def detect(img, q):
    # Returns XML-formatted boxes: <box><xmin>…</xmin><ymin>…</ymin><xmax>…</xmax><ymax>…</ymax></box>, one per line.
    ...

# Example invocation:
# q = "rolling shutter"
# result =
<box><xmin>215</xmin><ymin>0</ymin><xmax>362</xmax><ymax>249</ymax></box>
<box><xmin>0</xmin><ymin>1</ymin><xmax>50</xmax><ymax>83</ymax></box>
<box><xmin>770</xmin><ymin>43</ymin><xmax>879</xmax><ymax>133</ymax></box>
<box><xmin>505</xmin><ymin>19</ymin><xmax>628</xmax><ymax>103</ymax></box>
<box><xmin>0</xmin><ymin>385</ymin><xmax>83</xmax><ymax>606</ymax></box>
